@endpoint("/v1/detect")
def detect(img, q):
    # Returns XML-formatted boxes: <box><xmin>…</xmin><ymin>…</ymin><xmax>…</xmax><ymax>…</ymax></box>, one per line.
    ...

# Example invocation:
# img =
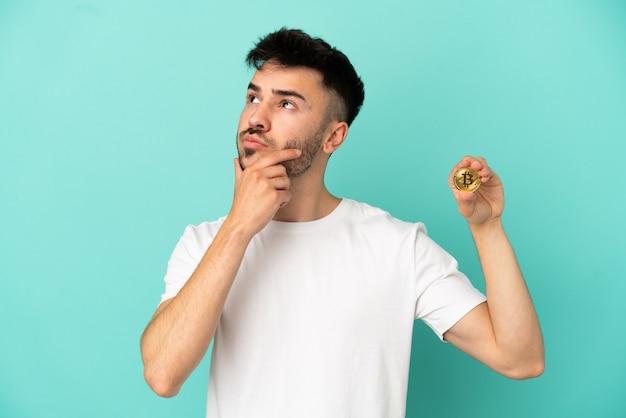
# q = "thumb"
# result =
<box><xmin>453</xmin><ymin>188</ymin><xmax>478</xmax><ymax>218</ymax></box>
<box><xmin>233</xmin><ymin>157</ymin><xmax>243</xmax><ymax>180</ymax></box>
<box><xmin>453</xmin><ymin>187</ymin><xmax>477</xmax><ymax>204</ymax></box>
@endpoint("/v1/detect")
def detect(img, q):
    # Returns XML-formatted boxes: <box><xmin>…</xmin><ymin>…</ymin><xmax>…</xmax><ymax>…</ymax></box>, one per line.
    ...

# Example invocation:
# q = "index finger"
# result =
<box><xmin>234</xmin><ymin>157</ymin><xmax>243</xmax><ymax>180</ymax></box>
<box><xmin>454</xmin><ymin>156</ymin><xmax>490</xmax><ymax>175</ymax></box>
<box><xmin>248</xmin><ymin>148</ymin><xmax>302</xmax><ymax>169</ymax></box>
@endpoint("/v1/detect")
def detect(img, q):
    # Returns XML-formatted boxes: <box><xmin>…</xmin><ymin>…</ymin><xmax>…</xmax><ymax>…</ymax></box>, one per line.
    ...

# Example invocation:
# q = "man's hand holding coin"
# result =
<box><xmin>448</xmin><ymin>156</ymin><xmax>504</xmax><ymax>226</ymax></box>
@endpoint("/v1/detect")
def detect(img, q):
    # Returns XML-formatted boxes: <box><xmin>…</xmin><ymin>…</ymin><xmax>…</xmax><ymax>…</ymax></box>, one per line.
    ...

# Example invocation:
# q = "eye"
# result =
<box><xmin>247</xmin><ymin>94</ymin><xmax>260</xmax><ymax>104</ymax></box>
<box><xmin>280</xmin><ymin>101</ymin><xmax>295</xmax><ymax>109</ymax></box>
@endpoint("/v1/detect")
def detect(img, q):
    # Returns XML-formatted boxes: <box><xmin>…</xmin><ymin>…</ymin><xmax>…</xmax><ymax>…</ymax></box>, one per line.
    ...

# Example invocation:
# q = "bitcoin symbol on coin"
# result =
<box><xmin>453</xmin><ymin>167</ymin><xmax>481</xmax><ymax>192</ymax></box>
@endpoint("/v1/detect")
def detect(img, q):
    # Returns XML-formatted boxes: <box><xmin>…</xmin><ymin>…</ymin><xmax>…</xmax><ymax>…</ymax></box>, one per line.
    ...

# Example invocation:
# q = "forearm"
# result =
<box><xmin>469</xmin><ymin>218</ymin><xmax>544</xmax><ymax>375</ymax></box>
<box><xmin>140</xmin><ymin>219</ymin><xmax>252</xmax><ymax>397</ymax></box>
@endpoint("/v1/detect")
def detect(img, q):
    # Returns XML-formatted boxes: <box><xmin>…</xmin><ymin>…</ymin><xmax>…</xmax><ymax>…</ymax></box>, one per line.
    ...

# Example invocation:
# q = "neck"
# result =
<box><xmin>272</xmin><ymin>168</ymin><xmax>340</xmax><ymax>223</ymax></box>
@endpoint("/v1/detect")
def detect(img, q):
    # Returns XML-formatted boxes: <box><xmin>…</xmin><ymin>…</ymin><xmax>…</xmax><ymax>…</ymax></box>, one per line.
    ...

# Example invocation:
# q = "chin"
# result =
<box><xmin>238</xmin><ymin>152</ymin><xmax>259</xmax><ymax>170</ymax></box>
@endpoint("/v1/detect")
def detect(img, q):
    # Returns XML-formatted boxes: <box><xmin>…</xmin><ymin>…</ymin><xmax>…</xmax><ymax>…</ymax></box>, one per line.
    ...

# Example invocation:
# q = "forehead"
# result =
<box><xmin>250</xmin><ymin>62</ymin><xmax>327</xmax><ymax>100</ymax></box>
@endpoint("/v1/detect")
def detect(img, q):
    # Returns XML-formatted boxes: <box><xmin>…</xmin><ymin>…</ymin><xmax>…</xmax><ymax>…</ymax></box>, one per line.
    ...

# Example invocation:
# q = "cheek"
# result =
<box><xmin>278</xmin><ymin>119</ymin><xmax>308</xmax><ymax>139</ymax></box>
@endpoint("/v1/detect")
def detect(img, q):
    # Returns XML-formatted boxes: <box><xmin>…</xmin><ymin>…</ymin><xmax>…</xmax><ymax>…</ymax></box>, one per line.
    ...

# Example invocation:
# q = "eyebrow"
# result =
<box><xmin>248</xmin><ymin>82</ymin><xmax>306</xmax><ymax>102</ymax></box>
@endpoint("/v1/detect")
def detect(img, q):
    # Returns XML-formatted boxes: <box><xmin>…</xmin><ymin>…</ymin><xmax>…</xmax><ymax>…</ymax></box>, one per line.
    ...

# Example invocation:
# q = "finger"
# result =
<box><xmin>251</xmin><ymin>148</ymin><xmax>302</xmax><ymax>169</ymax></box>
<box><xmin>278</xmin><ymin>190</ymin><xmax>292</xmax><ymax>208</ymax></box>
<box><xmin>457</xmin><ymin>156</ymin><xmax>489</xmax><ymax>179</ymax></box>
<box><xmin>469</xmin><ymin>157</ymin><xmax>493</xmax><ymax>181</ymax></box>
<box><xmin>270</xmin><ymin>176</ymin><xmax>291</xmax><ymax>191</ymax></box>
<box><xmin>449</xmin><ymin>156</ymin><xmax>490</xmax><ymax>189</ymax></box>
<box><xmin>457</xmin><ymin>156</ymin><xmax>472</xmax><ymax>168</ymax></box>
<box><xmin>263</xmin><ymin>164</ymin><xmax>289</xmax><ymax>179</ymax></box>
<box><xmin>451</xmin><ymin>185</ymin><xmax>477</xmax><ymax>204</ymax></box>
<box><xmin>234</xmin><ymin>158</ymin><xmax>243</xmax><ymax>180</ymax></box>
<box><xmin>449</xmin><ymin>155</ymin><xmax>477</xmax><ymax>178</ymax></box>
<box><xmin>458</xmin><ymin>155</ymin><xmax>484</xmax><ymax>164</ymax></box>
<box><xmin>469</xmin><ymin>157</ymin><xmax>487</xmax><ymax>170</ymax></box>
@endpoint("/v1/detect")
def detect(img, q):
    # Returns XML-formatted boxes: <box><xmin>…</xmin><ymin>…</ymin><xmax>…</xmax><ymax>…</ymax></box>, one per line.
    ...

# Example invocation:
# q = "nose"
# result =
<box><xmin>248</xmin><ymin>103</ymin><xmax>270</xmax><ymax>132</ymax></box>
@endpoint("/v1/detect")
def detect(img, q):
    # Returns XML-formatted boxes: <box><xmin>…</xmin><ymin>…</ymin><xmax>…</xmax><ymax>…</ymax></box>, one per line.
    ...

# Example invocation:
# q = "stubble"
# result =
<box><xmin>236</xmin><ymin>123</ymin><xmax>327</xmax><ymax>178</ymax></box>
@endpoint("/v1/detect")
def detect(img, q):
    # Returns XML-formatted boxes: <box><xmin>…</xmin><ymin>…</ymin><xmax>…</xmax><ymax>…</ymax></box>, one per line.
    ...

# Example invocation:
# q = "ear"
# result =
<box><xmin>322</xmin><ymin>121</ymin><xmax>349</xmax><ymax>154</ymax></box>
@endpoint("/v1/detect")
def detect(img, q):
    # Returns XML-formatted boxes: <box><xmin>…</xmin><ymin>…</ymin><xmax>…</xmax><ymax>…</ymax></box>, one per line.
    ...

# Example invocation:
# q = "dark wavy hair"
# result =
<box><xmin>246</xmin><ymin>28</ymin><xmax>365</xmax><ymax>126</ymax></box>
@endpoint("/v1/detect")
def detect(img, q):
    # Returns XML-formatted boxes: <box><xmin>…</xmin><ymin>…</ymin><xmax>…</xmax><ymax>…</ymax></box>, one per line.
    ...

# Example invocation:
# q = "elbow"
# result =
<box><xmin>144</xmin><ymin>366</ymin><xmax>182</xmax><ymax>398</ymax></box>
<box><xmin>141</xmin><ymin>338</ymin><xmax>183</xmax><ymax>398</ymax></box>
<box><xmin>502</xmin><ymin>357</ymin><xmax>545</xmax><ymax>380</ymax></box>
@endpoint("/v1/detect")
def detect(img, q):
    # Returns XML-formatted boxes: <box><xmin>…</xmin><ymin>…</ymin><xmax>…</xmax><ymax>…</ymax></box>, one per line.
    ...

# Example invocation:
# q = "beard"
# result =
<box><xmin>237</xmin><ymin>125</ymin><xmax>326</xmax><ymax>178</ymax></box>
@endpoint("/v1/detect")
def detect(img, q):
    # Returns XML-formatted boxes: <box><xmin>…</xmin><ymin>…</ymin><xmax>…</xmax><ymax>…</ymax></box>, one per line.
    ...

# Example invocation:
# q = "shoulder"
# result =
<box><xmin>341</xmin><ymin>199</ymin><xmax>427</xmax><ymax>241</ymax></box>
<box><xmin>173</xmin><ymin>216</ymin><xmax>227</xmax><ymax>253</ymax></box>
<box><xmin>184</xmin><ymin>216</ymin><xmax>227</xmax><ymax>237</ymax></box>
<box><xmin>343</xmin><ymin>199</ymin><xmax>426</xmax><ymax>231</ymax></box>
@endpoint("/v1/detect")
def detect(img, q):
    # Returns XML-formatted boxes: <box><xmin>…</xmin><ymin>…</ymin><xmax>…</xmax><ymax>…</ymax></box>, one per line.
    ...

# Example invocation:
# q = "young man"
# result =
<box><xmin>141</xmin><ymin>28</ymin><xmax>544</xmax><ymax>417</ymax></box>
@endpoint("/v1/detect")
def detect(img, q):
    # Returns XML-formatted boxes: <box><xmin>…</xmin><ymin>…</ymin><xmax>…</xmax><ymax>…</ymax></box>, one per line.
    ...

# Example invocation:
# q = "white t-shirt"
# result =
<box><xmin>161</xmin><ymin>199</ymin><xmax>486</xmax><ymax>418</ymax></box>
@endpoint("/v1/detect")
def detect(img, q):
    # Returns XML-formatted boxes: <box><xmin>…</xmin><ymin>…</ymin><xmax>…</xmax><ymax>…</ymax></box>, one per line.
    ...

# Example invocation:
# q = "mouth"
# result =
<box><xmin>240</xmin><ymin>131</ymin><xmax>268</xmax><ymax>150</ymax></box>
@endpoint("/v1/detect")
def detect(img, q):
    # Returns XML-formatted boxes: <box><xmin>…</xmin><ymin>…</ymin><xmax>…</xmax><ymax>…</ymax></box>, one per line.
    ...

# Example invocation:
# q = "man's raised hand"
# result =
<box><xmin>448</xmin><ymin>156</ymin><xmax>505</xmax><ymax>226</ymax></box>
<box><xmin>227</xmin><ymin>149</ymin><xmax>301</xmax><ymax>237</ymax></box>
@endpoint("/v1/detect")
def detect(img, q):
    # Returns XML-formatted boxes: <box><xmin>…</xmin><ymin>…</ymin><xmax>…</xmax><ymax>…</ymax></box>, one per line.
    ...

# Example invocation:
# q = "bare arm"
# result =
<box><xmin>140</xmin><ymin>149</ymin><xmax>301</xmax><ymax>397</ymax></box>
<box><xmin>443</xmin><ymin>157</ymin><xmax>544</xmax><ymax>379</ymax></box>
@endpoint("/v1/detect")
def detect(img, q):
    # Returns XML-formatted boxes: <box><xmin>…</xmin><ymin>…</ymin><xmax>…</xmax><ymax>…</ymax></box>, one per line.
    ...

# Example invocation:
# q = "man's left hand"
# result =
<box><xmin>448</xmin><ymin>156</ymin><xmax>504</xmax><ymax>225</ymax></box>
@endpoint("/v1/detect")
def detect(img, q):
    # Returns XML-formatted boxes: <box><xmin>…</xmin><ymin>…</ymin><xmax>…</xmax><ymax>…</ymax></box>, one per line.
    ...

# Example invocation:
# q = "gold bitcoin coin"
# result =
<box><xmin>453</xmin><ymin>167</ymin><xmax>481</xmax><ymax>192</ymax></box>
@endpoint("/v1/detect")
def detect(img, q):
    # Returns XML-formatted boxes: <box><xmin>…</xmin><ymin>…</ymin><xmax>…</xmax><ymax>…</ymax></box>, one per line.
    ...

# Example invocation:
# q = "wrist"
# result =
<box><xmin>468</xmin><ymin>217</ymin><xmax>505</xmax><ymax>238</ymax></box>
<box><xmin>220</xmin><ymin>215</ymin><xmax>258</xmax><ymax>244</ymax></box>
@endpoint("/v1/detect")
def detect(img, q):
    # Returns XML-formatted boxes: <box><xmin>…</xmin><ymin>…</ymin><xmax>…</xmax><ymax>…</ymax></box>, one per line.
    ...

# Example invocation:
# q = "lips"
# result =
<box><xmin>241</xmin><ymin>132</ymin><xmax>268</xmax><ymax>150</ymax></box>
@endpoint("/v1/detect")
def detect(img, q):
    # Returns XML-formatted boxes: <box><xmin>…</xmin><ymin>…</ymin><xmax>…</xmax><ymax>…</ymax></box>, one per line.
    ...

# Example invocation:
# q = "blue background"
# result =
<box><xmin>1</xmin><ymin>1</ymin><xmax>625</xmax><ymax>417</ymax></box>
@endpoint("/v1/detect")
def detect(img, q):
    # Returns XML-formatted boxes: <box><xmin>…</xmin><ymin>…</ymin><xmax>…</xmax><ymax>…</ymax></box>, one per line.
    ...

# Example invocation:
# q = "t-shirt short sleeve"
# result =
<box><xmin>413</xmin><ymin>223</ymin><xmax>486</xmax><ymax>341</ymax></box>
<box><xmin>160</xmin><ymin>221</ymin><xmax>222</xmax><ymax>304</ymax></box>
